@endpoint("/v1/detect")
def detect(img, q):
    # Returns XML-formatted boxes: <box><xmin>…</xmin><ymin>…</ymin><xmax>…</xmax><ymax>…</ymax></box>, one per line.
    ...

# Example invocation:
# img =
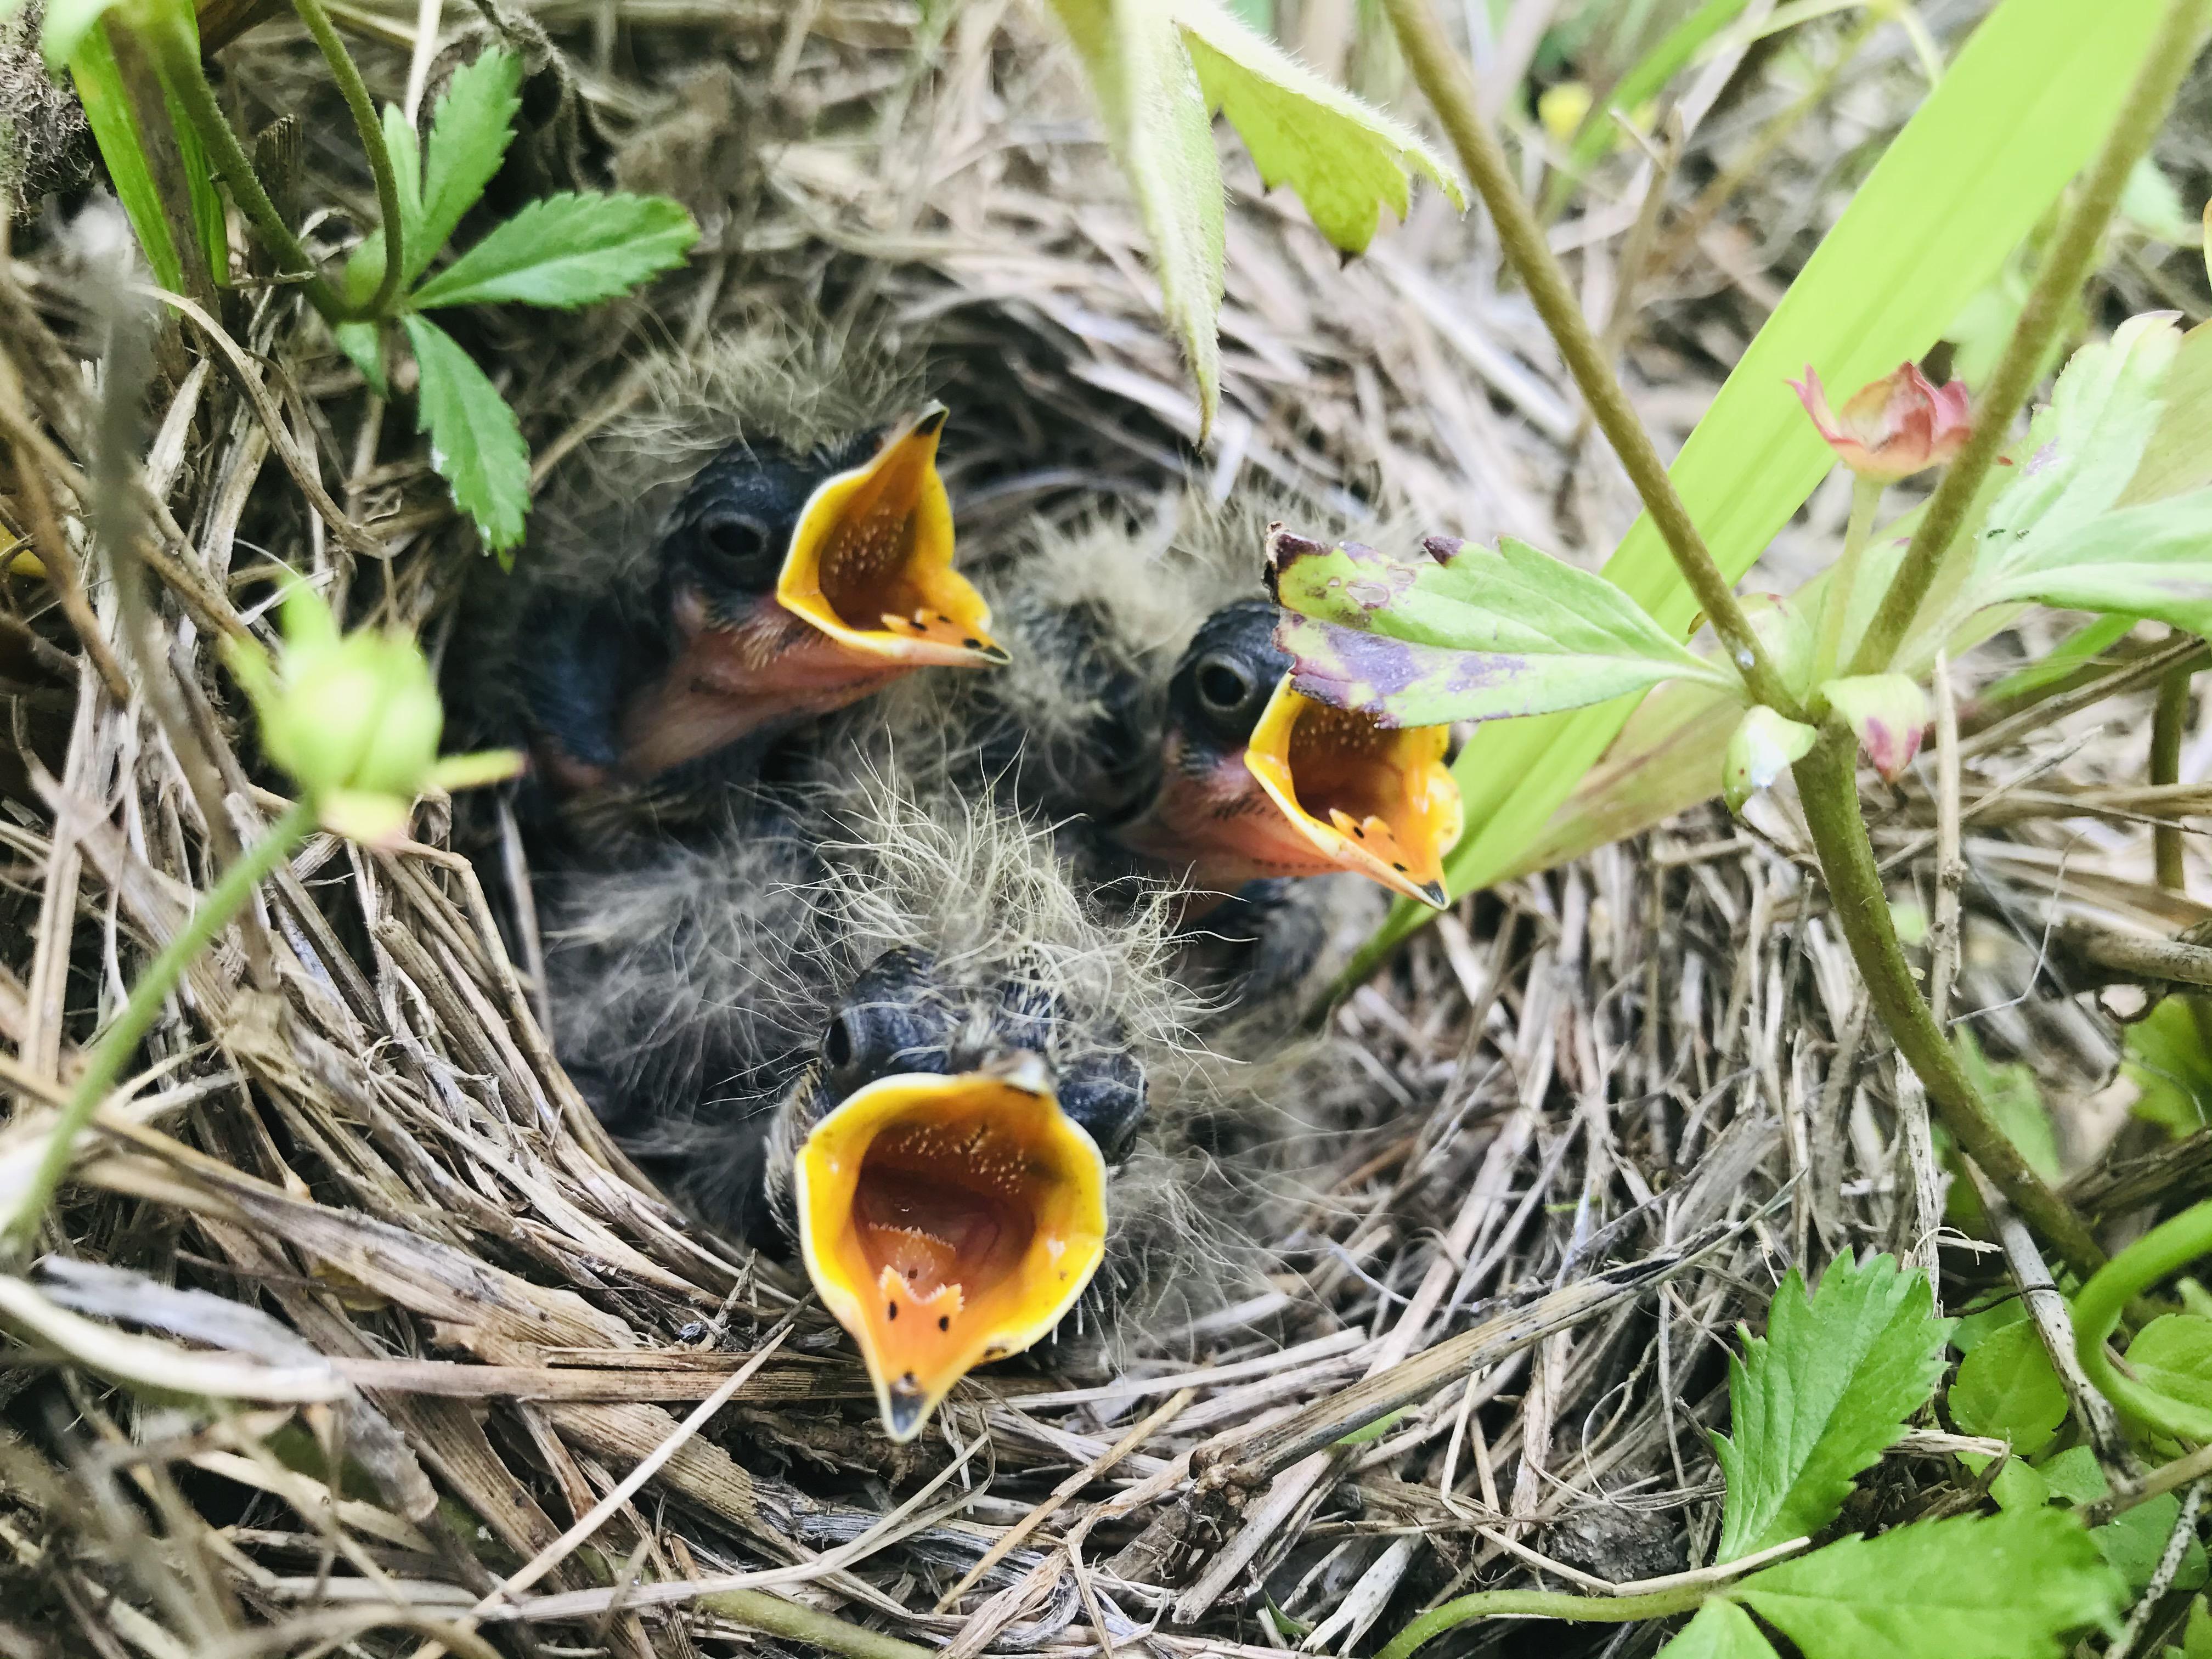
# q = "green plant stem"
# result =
<box><xmin>138</xmin><ymin>9</ymin><xmax>343</xmax><ymax>322</ymax></box>
<box><xmin>1379</xmin><ymin>0</ymin><xmax>1803</xmax><ymax>721</ymax></box>
<box><xmin>1375</xmin><ymin>1583</ymin><xmax>1711</xmax><ymax>1659</ymax></box>
<box><xmin>2153</xmin><ymin>650</ymin><xmax>2192</xmax><ymax>891</ymax></box>
<box><xmin>1847</xmin><ymin>0</ymin><xmax>2211</xmax><ymax>679</ymax></box>
<box><xmin>0</xmin><ymin>800</ymin><xmax>315</xmax><ymax>1263</ymax></box>
<box><xmin>696</xmin><ymin>1592</ymin><xmax>933</xmax><ymax>1659</ymax></box>
<box><xmin>1790</xmin><ymin>727</ymin><xmax>2105</xmax><ymax>1278</ymax></box>
<box><xmin>2074</xmin><ymin>1199</ymin><xmax>2212</xmax><ymax>1443</ymax></box>
<box><xmin>1814</xmin><ymin>475</ymin><xmax>1884</xmax><ymax>683</ymax></box>
<box><xmin>291</xmin><ymin>0</ymin><xmax>403</xmax><ymax>318</ymax></box>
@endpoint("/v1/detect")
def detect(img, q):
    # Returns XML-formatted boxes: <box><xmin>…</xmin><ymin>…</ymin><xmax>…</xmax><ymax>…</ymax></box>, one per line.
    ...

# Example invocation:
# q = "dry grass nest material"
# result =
<box><xmin>1</xmin><ymin>4</ymin><xmax>2208</xmax><ymax>1657</ymax></box>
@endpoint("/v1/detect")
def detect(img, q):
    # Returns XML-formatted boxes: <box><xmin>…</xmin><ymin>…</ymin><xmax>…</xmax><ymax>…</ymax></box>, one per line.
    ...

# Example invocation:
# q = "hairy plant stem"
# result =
<box><xmin>1814</xmin><ymin>475</ymin><xmax>1883</xmax><ymax>683</ymax></box>
<box><xmin>1379</xmin><ymin>0</ymin><xmax>1801</xmax><ymax>720</ymax></box>
<box><xmin>1790</xmin><ymin>728</ymin><xmax>2104</xmax><ymax>1278</ymax></box>
<box><xmin>2075</xmin><ymin>1198</ymin><xmax>2212</xmax><ymax>1443</ymax></box>
<box><xmin>1375</xmin><ymin>1583</ymin><xmax>1711</xmax><ymax>1659</ymax></box>
<box><xmin>292</xmin><ymin>0</ymin><xmax>404</xmax><ymax>318</ymax></box>
<box><xmin>0</xmin><ymin>799</ymin><xmax>315</xmax><ymax>1263</ymax></box>
<box><xmin>139</xmin><ymin>10</ymin><xmax>343</xmax><ymax>321</ymax></box>
<box><xmin>1848</xmin><ymin>0</ymin><xmax>2212</xmax><ymax>678</ymax></box>
<box><xmin>2152</xmin><ymin>650</ymin><xmax>2191</xmax><ymax>890</ymax></box>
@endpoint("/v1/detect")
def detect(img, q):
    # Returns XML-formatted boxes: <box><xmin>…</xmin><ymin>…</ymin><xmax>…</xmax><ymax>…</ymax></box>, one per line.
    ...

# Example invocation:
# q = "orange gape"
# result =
<box><xmin>795</xmin><ymin>1061</ymin><xmax>1106</xmax><ymax>1441</ymax></box>
<box><xmin>776</xmin><ymin>404</ymin><xmax>1006</xmax><ymax>667</ymax></box>
<box><xmin>1244</xmin><ymin>677</ymin><xmax>1462</xmax><ymax>909</ymax></box>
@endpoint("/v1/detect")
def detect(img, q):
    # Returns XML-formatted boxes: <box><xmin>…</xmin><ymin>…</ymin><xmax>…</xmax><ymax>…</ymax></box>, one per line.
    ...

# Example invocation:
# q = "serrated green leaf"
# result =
<box><xmin>1734</xmin><ymin>1508</ymin><xmax>2124</xmax><ymax>1659</ymax></box>
<box><xmin>1344</xmin><ymin>0</ymin><xmax>2181</xmax><ymax>971</ymax></box>
<box><xmin>39</xmin><ymin>0</ymin><xmax>118</xmax><ymax>69</ymax></box>
<box><xmin>331</xmin><ymin>320</ymin><xmax>387</xmax><ymax>397</ymax></box>
<box><xmin>1983</xmin><ymin>489</ymin><xmax>2212</xmax><ymax>637</ymax></box>
<box><xmin>1714</xmin><ymin>1253</ymin><xmax>1953</xmax><ymax>1561</ymax></box>
<box><xmin>409</xmin><ymin>193</ymin><xmax>698</xmax><ymax>311</ymax></box>
<box><xmin>2125</xmin><ymin>999</ymin><xmax>2212</xmax><ymax>1136</ymax></box>
<box><xmin>1656</xmin><ymin>1600</ymin><xmax>1778</xmax><ymax>1659</ymax></box>
<box><xmin>1272</xmin><ymin>531</ymin><xmax>1730</xmax><ymax>728</ymax></box>
<box><xmin>1046</xmin><ymin>0</ymin><xmax>1223</xmax><ymax>434</ymax></box>
<box><xmin>415</xmin><ymin>46</ymin><xmax>523</xmax><ymax>286</ymax></box>
<box><xmin>401</xmin><ymin>314</ymin><xmax>528</xmax><ymax>553</ymax></box>
<box><xmin>1949</xmin><ymin>1318</ymin><xmax>2066</xmax><ymax>1457</ymax></box>
<box><xmin>2127</xmin><ymin>1314</ymin><xmax>2212</xmax><ymax>1419</ymax></box>
<box><xmin>1175</xmin><ymin>1</ymin><xmax>1463</xmax><ymax>252</ymax></box>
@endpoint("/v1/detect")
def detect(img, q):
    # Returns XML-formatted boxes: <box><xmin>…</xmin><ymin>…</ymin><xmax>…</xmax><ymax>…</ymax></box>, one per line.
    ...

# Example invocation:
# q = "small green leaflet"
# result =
<box><xmin>1268</xmin><ymin>530</ymin><xmax>1733</xmax><ymax>729</ymax></box>
<box><xmin>409</xmin><ymin>193</ymin><xmax>699</xmax><ymax>311</ymax></box>
<box><xmin>414</xmin><ymin>46</ymin><xmax>524</xmax><ymax>288</ymax></box>
<box><xmin>1042</xmin><ymin>0</ymin><xmax>1460</xmax><ymax>435</ymax></box>
<box><xmin>1655</xmin><ymin>1600</ymin><xmax>1776</xmax><ymax>1659</ymax></box>
<box><xmin>2126</xmin><ymin>1313</ymin><xmax>2212</xmax><ymax>1419</ymax></box>
<box><xmin>1732</xmin><ymin>1507</ymin><xmax>2122</xmax><ymax>1659</ymax></box>
<box><xmin>1713</xmin><ymin>1252</ymin><xmax>1952</xmax><ymax>1562</ymax></box>
<box><xmin>1948</xmin><ymin>1317</ymin><xmax>2065</xmax><ymax>1457</ymax></box>
<box><xmin>1176</xmin><ymin>5</ymin><xmax>1464</xmax><ymax>251</ymax></box>
<box><xmin>402</xmin><ymin>314</ymin><xmax>529</xmax><ymax>555</ymax></box>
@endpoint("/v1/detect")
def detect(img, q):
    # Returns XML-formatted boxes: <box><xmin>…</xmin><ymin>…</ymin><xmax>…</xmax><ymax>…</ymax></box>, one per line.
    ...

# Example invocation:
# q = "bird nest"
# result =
<box><xmin>0</xmin><ymin>4</ymin><xmax>2200</xmax><ymax>1657</ymax></box>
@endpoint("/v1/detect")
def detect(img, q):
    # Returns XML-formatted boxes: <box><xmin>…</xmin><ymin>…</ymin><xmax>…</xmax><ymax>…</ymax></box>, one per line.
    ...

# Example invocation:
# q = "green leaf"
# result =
<box><xmin>1270</xmin><ymin>531</ymin><xmax>1730</xmax><ymax>729</ymax></box>
<box><xmin>1043</xmin><ymin>0</ymin><xmax>1459</xmax><ymax>436</ymax></box>
<box><xmin>2127</xmin><ymin>1314</ymin><xmax>2212</xmax><ymax>1421</ymax></box>
<box><xmin>1722</xmin><ymin>706</ymin><xmax>1816</xmax><ymax>813</ymax></box>
<box><xmin>1948</xmin><ymin>1318</ymin><xmax>2066</xmax><ymax>1457</ymax></box>
<box><xmin>341</xmin><ymin>108</ymin><xmax>425</xmax><ymax>314</ymax></box>
<box><xmin>1713</xmin><ymin>1252</ymin><xmax>1952</xmax><ymax>1561</ymax></box>
<box><xmin>1955</xmin><ymin>1028</ymin><xmax>2061</xmax><ymax>1183</ymax></box>
<box><xmin>1983</xmin><ymin>489</ymin><xmax>2212</xmax><ymax>637</ymax></box>
<box><xmin>39</xmin><ymin>0</ymin><xmax>119</xmax><ymax>69</ymax></box>
<box><xmin>2125</xmin><ymin>999</ymin><xmax>2212</xmax><ymax>1136</ymax></box>
<box><xmin>66</xmin><ymin>25</ymin><xmax>184</xmax><ymax>294</ymax></box>
<box><xmin>1175</xmin><ymin>2</ymin><xmax>1463</xmax><ymax>252</ymax></box>
<box><xmin>1656</xmin><ymin>1600</ymin><xmax>1778</xmax><ymax>1659</ymax></box>
<box><xmin>1350</xmin><ymin>0</ymin><xmax>2184</xmax><ymax>967</ymax></box>
<box><xmin>1045</xmin><ymin>0</ymin><xmax>1223</xmax><ymax>434</ymax></box>
<box><xmin>415</xmin><ymin>45</ymin><xmax>523</xmax><ymax>286</ymax></box>
<box><xmin>332</xmin><ymin>320</ymin><xmax>387</xmax><ymax>397</ymax></box>
<box><xmin>408</xmin><ymin>193</ymin><xmax>698</xmax><ymax>311</ymax></box>
<box><xmin>1734</xmin><ymin>1508</ymin><xmax>2123</xmax><ymax>1659</ymax></box>
<box><xmin>400</xmin><ymin>314</ymin><xmax>528</xmax><ymax>555</ymax></box>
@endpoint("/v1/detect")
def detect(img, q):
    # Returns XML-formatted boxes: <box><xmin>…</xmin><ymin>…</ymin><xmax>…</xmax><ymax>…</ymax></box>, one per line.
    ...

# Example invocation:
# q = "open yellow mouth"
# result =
<box><xmin>1243</xmin><ymin>675</ymin><xmax>1462</xmax><ymax>909</ymax></box>
<box><xmin>775</xmin><ymin>404</ymin><xmax>1006</xmax><ymax>668</ymax></box>
<box><xmin>794</xmin><ymin>1057</ymin><xmax>1107</xmax><ymax>1442</ymax></box>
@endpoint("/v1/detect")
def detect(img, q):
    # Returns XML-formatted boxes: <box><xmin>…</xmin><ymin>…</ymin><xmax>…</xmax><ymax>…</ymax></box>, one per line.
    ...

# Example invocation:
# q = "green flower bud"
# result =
<box><xmin>223</xmin><ymin>580</ymin><xmax>518</xmax><ymax>844</ymax></box>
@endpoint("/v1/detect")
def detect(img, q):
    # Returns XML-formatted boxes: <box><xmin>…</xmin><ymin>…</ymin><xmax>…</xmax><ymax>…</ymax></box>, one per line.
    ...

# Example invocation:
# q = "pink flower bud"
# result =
<box><xmin>1788</xmin><ymin>363</ymin><xmax>1972</xmax><ymax>482</ymax></box>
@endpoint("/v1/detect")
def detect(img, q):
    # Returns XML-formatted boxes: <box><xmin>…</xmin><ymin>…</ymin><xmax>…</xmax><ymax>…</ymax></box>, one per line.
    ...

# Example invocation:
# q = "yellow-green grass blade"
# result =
<box><xmin>1339</xmin><ymin>0</ymin><xmax>2171</xmax><ymax>985</ymax></box>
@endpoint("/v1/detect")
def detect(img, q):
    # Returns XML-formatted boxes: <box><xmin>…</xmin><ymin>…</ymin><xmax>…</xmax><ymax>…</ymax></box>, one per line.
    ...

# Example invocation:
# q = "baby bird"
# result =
<box><xmin>838</xmin><ymin>494</ymin><xmax>1463</xmax><ymax>1005</ymax></box>
<box><xmin>459</xmin><ymin>324</ymin><xmax>1007</xmax><ymax>828</ymax></box>
<box><xmin>540</xmin><ymin>781</ymin><xmax>1206</xmax><ymax>1441</ymax></box>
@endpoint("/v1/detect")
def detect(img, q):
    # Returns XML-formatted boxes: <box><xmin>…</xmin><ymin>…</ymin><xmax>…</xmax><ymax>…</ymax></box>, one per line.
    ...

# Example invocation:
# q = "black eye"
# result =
<box><xmin>823</xmin><ymin>1012</ymin><xmax>856</xmax><ymax>1070</ymax></box>
<box><xmin>1194</xmin><ymin>654</ymin><xmax>1255</xmax><ymax>715</ymax></box>
<box><xmin>700</xmin><ymin>514</ymin><xmax>772</xmax><ymax>567</ymax></box>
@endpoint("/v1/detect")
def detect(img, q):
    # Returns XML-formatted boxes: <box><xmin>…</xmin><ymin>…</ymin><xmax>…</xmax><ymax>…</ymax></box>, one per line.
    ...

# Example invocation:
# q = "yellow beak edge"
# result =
<box><xmin>1243</xmin><ymin>674</ymin><xmax>1463</xmax><ymax>909</ymax></box>
<box><xmin>794</xmin><ymin>1064</ymin><xmax>1108</xmax><ymax>1442</ymax></box>
<box><xmin>774</xmin><ymin>404</ymin><xmax>1007</xmax><ymax>668</ymax></box>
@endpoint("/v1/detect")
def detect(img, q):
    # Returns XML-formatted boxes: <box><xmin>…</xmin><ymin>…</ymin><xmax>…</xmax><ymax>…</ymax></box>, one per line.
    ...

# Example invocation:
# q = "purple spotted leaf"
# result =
<box><xmin>1267</xmin><ymin>527</ymin><xmax>1738</xmax><ymax>728</ymax></box>
<box><xmin>1822</xmin><ymin>674</ymin><xmax>1928</xmax><ymax>782</ymax></box>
